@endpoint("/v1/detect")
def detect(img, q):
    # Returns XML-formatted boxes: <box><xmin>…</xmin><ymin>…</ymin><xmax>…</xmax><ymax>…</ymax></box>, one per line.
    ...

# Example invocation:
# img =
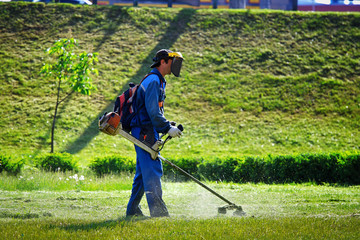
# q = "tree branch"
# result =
<box><xmin>58</xmin><ymin>90</ymin><xmax>75</xmax><ymax>105</ymax></box>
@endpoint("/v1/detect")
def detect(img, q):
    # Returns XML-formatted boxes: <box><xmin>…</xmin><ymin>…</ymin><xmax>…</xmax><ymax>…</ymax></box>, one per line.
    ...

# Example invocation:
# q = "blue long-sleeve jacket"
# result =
<box><xmin>131</xmin><ymin>69</ymin><xmax>171</xmax><ymax>134</ymax></box>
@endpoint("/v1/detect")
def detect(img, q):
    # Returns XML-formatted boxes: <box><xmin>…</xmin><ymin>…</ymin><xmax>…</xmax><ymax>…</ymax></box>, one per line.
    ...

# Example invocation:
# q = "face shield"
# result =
<box><xmin>168</xmin><ymin>52</ymin><xmax>184</xmax><ymax>77</ymax></box>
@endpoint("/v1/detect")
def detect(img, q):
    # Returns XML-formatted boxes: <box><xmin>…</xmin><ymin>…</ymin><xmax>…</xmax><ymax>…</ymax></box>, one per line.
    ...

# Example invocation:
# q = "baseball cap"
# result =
<box><xmin>150</xmin><ymin>49</ymin><xmax>173</xmax><ymax>68</ymax></box>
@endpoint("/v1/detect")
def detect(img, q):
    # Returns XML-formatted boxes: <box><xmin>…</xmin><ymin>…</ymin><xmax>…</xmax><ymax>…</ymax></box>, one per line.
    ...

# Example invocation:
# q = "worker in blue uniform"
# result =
<box><xmin>126</xmin><ymin>49</ymin><xmax>184</xmax><ymax>218</ymax></box>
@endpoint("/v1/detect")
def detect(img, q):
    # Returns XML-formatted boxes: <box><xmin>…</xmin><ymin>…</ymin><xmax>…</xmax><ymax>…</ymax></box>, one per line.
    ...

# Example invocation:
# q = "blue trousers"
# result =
<box><xmin>126</xmin><ymin>127</ymin><xmax>169</xmax><ymax>217</ymax></box>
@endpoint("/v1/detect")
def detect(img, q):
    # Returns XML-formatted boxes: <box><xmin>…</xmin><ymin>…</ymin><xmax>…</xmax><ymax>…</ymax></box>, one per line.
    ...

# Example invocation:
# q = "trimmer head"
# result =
<box><xmin>218</xmin><ymin>204</ymin><xmax>246</xmax><ymax>217</ymax></box>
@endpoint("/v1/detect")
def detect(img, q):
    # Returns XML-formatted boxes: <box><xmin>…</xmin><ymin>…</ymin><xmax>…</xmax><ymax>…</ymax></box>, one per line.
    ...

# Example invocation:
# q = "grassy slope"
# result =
<box><xmin>0</xmin><ymin>3</ymin><xmax>359</xmax><ymax>166</ymax></box>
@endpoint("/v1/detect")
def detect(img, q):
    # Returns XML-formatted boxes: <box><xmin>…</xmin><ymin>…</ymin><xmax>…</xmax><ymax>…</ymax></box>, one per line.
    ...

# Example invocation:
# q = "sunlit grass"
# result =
<box><xmin>0</xmin><ymin>180</ymin><xmax>359</xmax><ymax>239</ymax></box>
<box><xmin>0</xmin><ymin>4</ymin><xmax>359</xmax><ymax>163</ymax></box>
<box><xmin>0</xmin><ymin>217</ymin><xmax>359</xmax><ymax>240</ymax></box>
<box><xmin>1</xmin><ymin>176</ymin><xmax>359</xmax><ymax>219</ymax></box>
<box><xmin>0</xmin><ymin>169</ymin><xmax>133</xmax><ymax>191</ymax></box>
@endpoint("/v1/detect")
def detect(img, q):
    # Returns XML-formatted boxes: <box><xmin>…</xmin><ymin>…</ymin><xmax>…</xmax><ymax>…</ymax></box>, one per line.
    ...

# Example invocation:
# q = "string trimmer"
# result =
<box><xmin>99</xmin><ymin>112</ymin><xmax>246</xmax><ymax>216</ymax></box>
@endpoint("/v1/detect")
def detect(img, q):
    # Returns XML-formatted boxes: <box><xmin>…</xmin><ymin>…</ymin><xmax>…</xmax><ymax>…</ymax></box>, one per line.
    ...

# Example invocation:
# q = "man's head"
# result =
<box><xmin>150</xmin><ymin>49</ymin><xmax>184</xmax><ymax>77</ymax></box>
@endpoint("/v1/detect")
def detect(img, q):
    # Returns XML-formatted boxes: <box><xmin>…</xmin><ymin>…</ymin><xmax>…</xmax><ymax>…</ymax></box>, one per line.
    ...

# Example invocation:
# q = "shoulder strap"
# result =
<box><xmin>139</xmin><ymin>72</ymin><xmax>154</xmax><ymax>86</ymax></box>
<box><xmin>139</xmin><ymin>72</ymin><xmax>164</xmax><ymax>87</ymax></box>
<box><xmin>133</xmin><ymin>72</ymin><xmax>164</xmax><ymax>128</ymax></box>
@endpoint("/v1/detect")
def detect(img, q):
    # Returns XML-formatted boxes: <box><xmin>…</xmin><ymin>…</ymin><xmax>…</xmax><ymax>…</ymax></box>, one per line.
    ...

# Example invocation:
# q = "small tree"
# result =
<box><xmin>40</xmin><ymin>38</ymin><xmax>98</xmax><ymax>153</ymax></box>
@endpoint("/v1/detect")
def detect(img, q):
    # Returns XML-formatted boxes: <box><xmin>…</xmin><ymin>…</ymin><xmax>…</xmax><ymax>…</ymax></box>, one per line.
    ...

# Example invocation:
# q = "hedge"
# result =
<box><xmin>163</xmin><ymin>157</ymin><xmax>201</xmax><ymax>181</ymax></box>
<box><xmin>89</xmin><ymin>156</ymin><xmax>136</xmax><ymax>176</ymax></box>
<box><xmin>4</xmin><ymin>152</ymin><xmax>357</xmax><ymax>185</ymax></box>
<box><xmin>90</xmin><ymin>152</ymin><xmax>360</xmax><ymax>185</ymax></box>
<box><xmin>34</xmin><ymin>152</ymin><xmax>78</xmax><ymax>172</ymax></box>
<box><xmin>199</xmin><ymin>153</ymin><xmax>360</xmax><ymax>185</ymax></box>
<box><xmin>89</xmin><ymin>156</ymin><xmax>201</xmax><ymax>180</ymax></box>
<box><xmin>0</xmin><ymin>155</ymin><xmax>24</xmax><ymax>175</ymax></box>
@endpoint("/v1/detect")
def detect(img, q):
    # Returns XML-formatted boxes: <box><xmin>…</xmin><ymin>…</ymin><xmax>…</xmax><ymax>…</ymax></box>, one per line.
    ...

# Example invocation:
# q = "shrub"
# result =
<box><xmin>339</xmin><ymin>153</ymin><xmax>360</xmax><ymax>185</ymax></box>
<box><xmin>265</xmin><ymin>155</ymin><xmax>293</xmax><ymax>183</ymax></box>
<box><xmin>234</xmin><ymin>156</ymin><xmax>266</xmax><ymax>183</ymax></box>
<box><xmin>163</xmin><ymin>157</ymin><xmax>202</xmax><ymax>181</ymax></box>
<box><xmin>165</xmin><ymin>153</ymin><xmax>360</xmax><ymax>185</ymax></box>
<box><xmin>87</xmin><ymin>152</ymin><xmax>360</xmax><ymax>185</ymax></box>
<box><xmin>198</xmin><ymin>157</ymin><xmax>239</xmax><ymax>182</ymax></box>
<box><xmin>89</xmin><ymin>156</ymin><xmax>135</xmax><ymax>176</ymax></box>
<box><xmin>304</xmin><ymin>153</ymin><xmax>342</xmax><ymax>184</ymax></box>
<box><xmin>35</xmin><ymin>153</ymin><xmax>78</xmax><ymax>172</ymax></box>
<box><xmin>265</xmin><ymin>154</ymin><xmax>311</xmax><ymax>183</ymax></box>
<box><xmin>0</xmin><ymin>155</ymin><xmax>24</xmax><ymax>175</ymax></box>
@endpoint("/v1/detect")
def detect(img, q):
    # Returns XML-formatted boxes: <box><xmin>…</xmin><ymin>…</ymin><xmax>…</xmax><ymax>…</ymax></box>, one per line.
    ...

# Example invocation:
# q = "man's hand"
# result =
<box><xmin>168</xmin><ymin>126</ymin><xmax>183</xmax><ymax>138</ymax></box>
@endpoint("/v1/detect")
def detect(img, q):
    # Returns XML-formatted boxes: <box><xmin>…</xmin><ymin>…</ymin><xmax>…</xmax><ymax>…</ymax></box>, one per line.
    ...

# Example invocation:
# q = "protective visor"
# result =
<box><xmin>169</xmin><ymin>52</ymin><xmax>184</xmax><ymax>77</ymax></box>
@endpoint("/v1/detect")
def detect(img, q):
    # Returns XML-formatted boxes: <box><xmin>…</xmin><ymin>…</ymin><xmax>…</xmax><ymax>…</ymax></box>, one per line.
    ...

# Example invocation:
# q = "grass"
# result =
<box><xmin>1</xmin><ymin>170</ymin><xmax>359</xmax><ymax>219</ymax></box>
<box><xmin>1</xmin><ymin>3</ymin><xmax>359</xmax><ymax>239</ymax></box>
<box><xmin>0</xmin><ymin>3</ymin><xmax>359</xmax><ymax>166</ymax></box>
<box><xmin>0</xmin><ymin>169</ymin><xmax>133</xmax><ymax>191</ymax></box>
<box><xmin>0</xmin><ymin>217</ymin><xmax>359</xmax><ymax>239</ymax></box>
<box><xmin>0</xmin><ymin>174</ymin><xmax>359</xmax><ymax>239</ymax></box>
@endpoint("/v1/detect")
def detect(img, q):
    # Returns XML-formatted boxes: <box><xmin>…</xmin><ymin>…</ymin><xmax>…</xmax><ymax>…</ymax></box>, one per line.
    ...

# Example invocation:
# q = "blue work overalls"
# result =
<box><xmin>126</xmin><ymin>69</ymin><xmax>171</xmax><ymax>218</ymax></box>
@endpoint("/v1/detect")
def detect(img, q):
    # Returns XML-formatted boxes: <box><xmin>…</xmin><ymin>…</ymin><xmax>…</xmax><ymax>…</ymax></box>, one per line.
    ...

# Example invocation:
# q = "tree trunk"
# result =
<box><xmin>51</xmin><ymin>78</ymin><xmax>62</xmax><ymax>153</ymax></box>
<box><xmin>50</xmin><ymin>102</ymin><xmax>59</xmax><ymax>153</ymax></box>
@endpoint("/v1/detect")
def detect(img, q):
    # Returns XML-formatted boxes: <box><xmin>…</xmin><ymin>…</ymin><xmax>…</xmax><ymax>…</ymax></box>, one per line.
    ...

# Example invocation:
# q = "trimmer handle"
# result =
<box><xmin>155</xmin><ymin>124</ymin><xmax>184</xmax><ymax>153</ymax></box>
<box><xmin>177</xmin><ymin>124</ymin><xmax>184</xmax><ymax>132</ymax></box>
<box><xmin>166</xmin><ymin>124</ymin><xmax>183</xmax><ymax>140</ymax></box>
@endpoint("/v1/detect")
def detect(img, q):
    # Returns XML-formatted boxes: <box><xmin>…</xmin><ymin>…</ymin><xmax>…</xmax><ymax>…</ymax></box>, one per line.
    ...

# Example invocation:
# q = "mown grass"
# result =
<box><xmin>0</xmin><ymin>3</ymin><xmax>359</xmax><ymax>165</ymax></box>
<box><xmin>1</xmin><ymin>171</ymin><xmax>359</xmax><ymax>218</ymax></box>
<box><xmin>1</xmin><ymin>217</ymin><xmax>359</xmax><ymax>239</ymax></box>
<box><xmin>0</xmin><ymin>178</ymin><xmax>359</xmax><ymax>239</ymax></box>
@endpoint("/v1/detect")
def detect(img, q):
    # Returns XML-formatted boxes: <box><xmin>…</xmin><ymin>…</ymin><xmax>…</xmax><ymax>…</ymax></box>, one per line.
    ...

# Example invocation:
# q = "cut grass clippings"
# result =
<box><xmin>0</xmin><ymin>182</ymin><xmax>359</xmax><ymax>219</ymax></box>
<box><xmin>0</xmin><ymin>182</ymin><xmax>359</xmax><ymax>239</ymax></box>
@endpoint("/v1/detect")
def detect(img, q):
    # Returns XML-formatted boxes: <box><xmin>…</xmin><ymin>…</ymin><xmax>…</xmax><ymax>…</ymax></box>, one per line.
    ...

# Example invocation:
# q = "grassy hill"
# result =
<box><xmin>0</xmin><ymin>2</ymin><xmax>359</xmax><ymax>166</ymax></box>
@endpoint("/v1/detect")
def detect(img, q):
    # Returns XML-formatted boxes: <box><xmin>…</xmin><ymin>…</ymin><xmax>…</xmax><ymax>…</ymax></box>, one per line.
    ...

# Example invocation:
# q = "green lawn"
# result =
<box><xmin>0</xmin><ymin>178</ymin><xmax>359</xmax><ymax>239</ymax></box>
<box><xmin>1</xmin><ymin>217</ymin><xmax>359</xmax><ymax>239</ymax></box>
<box><xmin>1</xmin><ymin>4</ymin><xmax>359</xmax><ymax>238</ymax></box>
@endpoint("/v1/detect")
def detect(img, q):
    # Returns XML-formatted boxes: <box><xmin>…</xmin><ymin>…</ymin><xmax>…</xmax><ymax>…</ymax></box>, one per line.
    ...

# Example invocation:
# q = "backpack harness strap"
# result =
<box><xmin>134</xmin><ymin>72</ymin><xmax>164</xmax><ymax>127</ymax></box>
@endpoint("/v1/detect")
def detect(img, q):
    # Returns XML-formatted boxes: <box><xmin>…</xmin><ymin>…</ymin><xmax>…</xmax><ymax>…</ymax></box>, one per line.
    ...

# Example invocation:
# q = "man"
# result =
<box><xmin>126</xmin><ymin>49</ymin><xmax>184</xmax><ymax>218</ymax></box>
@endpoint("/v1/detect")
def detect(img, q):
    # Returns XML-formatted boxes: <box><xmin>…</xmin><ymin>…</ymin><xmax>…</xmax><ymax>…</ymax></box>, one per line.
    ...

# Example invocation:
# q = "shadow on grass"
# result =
<box><xmin>31</xmin><ymin>92</ymin><xmax>79</xmax><ymax>156</ymax></box>
<box><xmin>94</xmin><ymin>7</ymin><xmax>131</xmax><ymax>53</ymax></box>
<box><xmin>49</xmin><ymin>216</ymin><xmax>151</xmax><ymax>232</ymax></box>
<box><xmin>64</xmin><ymin>8</ymin><xmax>196</xmax><ymax>155</ymax></box>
